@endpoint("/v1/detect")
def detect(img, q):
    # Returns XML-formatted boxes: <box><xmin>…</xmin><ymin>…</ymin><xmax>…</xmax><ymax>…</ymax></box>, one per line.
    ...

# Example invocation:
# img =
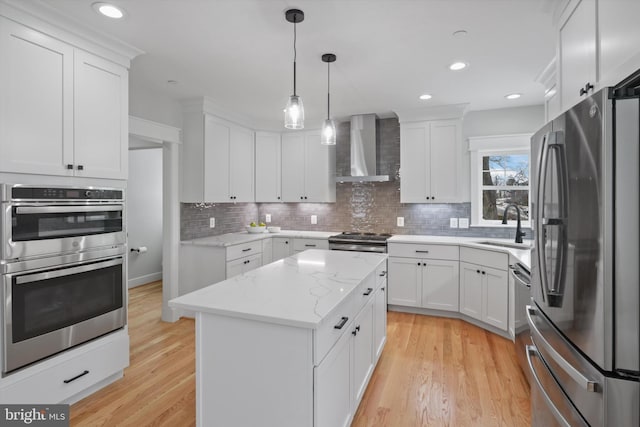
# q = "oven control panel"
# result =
<box><xmin>11</xmin><ymin>186</ymin><xmax>123</xmax><ymax>201</ymax></box>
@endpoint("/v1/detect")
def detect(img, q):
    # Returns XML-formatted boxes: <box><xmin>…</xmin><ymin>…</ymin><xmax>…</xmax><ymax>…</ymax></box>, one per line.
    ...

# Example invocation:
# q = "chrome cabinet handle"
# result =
<box><xmin>334</xmin><ymin>316</ymin><xmax>348</xmax><ymax>329</ymax></box>
<box><xmin>526</xmin><ymin>306</ymin><xmax>597</xmax><ymax>392</ymax></box>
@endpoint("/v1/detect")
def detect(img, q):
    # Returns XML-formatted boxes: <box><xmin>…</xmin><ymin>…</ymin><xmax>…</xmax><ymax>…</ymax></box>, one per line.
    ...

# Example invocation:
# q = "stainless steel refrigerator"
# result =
<box><xmin>528</xmin><ymin>87</ymin><xmax>639</xmax><ymax>426</ymax></box>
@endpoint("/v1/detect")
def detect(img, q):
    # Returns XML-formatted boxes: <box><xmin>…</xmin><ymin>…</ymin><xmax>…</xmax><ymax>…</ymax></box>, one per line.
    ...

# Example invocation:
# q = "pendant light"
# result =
<box><xmin>284</xmin><ymin>9</ymin><xmax>305</xmax><ymax>129</ymax></box>
<box><xmin>321</xmin><ymin>53</ymin><xmax>337</xmax><ymax>145</ymax></box>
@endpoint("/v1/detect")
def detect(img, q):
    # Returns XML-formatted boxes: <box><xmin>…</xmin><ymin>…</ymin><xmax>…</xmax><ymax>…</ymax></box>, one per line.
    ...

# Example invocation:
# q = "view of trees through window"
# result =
<box><xmin>482</xmin><ymin>154</ymin><xmax>529</xmax><ymax>221</ymax></box>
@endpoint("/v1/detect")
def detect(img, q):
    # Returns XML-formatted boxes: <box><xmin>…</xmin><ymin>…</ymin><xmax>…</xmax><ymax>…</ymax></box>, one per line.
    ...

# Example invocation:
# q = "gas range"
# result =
<box><xmin>328</xmin><ymin>232</ymin><xmax>392</xmax><ymax>253</ymax></box>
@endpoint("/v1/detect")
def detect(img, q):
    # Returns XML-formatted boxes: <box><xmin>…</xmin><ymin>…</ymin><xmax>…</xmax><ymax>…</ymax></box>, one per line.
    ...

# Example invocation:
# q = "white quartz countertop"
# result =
<box><xmin>387</xmin><ymin>235</ymin><xmax>531</xmax><ymax>268</ymax></box>
<box><xmin>181</xmin><ymin>230</ymin><xmax>340</xmax><ymax>247</ymax></box>
<box><xmin>169</xmin><ymin>249</ymin><xmax>387</xmax><ymax>328</ymax></box>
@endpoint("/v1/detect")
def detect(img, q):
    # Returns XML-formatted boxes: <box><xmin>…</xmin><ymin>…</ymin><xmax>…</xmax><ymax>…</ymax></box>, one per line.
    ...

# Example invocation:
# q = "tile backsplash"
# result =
<box><xmin>181</xmin><ymin>117</ymin><xmax>530</xmax><ymax>241</ymax></box>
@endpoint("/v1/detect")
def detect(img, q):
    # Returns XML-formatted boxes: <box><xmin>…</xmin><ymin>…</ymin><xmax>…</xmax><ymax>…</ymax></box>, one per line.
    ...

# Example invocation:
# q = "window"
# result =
<box><xmin>469</xmin><ymin>135</ymin><xmax>531</xmax><ymax>227</ymax></box>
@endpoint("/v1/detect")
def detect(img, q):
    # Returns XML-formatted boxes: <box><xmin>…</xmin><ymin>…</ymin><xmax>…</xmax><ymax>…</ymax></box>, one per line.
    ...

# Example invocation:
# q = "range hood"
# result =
<box><xmin>336</xmin><ymin>114</ymin><xmax>390</xmax><ymax>183</ymax></box>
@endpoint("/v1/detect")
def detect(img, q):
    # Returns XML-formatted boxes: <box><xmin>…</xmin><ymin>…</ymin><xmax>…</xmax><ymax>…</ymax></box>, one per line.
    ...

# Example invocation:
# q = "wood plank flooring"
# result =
<box><xmin>71</xmin><ymin>281</ymin><xmax>530</xmax><ymax>426</ymax></box>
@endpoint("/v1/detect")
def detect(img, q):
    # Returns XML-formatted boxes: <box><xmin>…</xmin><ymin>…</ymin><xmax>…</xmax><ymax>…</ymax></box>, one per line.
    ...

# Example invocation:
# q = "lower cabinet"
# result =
<box><xmin>351</xmin><ymin>302</ymin><xmax>374</xmax><ymax>405</ymax></box>
<box><xmin>226</xmin><ymin>253</ymin><xmax>262</xmax><ymax>278</ymax></box>
<box><xmin>314</xmin><ymin>330</ymin><xmax>352</xmax><ymax>427</ymax></box>
<box><xmin>373</xmin><ymin>283</ymin><xmax>387</xmax><ymax>362</ymax></box>
<box><xmin>293</xmin><ymin>238</ymin><xmax>329</xmax><ymax>253</ymax></box>
<box><xmin>273</xmin><ymin>237</ymin><xmax>293</xmax><ymax>261</ymax></box>
<box><xmin>459</xmin><ymin>261</ymin><xmax>508</xmax><ymax>331</ymax></box>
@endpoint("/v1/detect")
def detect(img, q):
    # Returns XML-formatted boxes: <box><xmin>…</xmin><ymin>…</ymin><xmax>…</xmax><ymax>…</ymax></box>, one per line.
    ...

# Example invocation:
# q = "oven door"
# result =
<box><xmin>2</xmin><ymin>254</ymin><xmax>126</xmax><ymax>374</ymax></box>
<box><xmin>2</xmin><ymin>203</ymin><xmax>125</xmax><ymax>260</ymax></box>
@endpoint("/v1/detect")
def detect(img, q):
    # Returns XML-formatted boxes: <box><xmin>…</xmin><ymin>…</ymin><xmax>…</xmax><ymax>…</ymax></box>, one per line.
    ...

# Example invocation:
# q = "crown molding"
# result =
<box><xmin>395</xmin><ymin>103</ymin><xmax>469</xmax><ymax>123</ymax></box>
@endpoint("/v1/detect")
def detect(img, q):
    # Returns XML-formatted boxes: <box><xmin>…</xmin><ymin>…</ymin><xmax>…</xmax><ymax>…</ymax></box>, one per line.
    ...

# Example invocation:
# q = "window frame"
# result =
<box><xmin>469</xmin><ymin>134</ymin><xmax>532</xmax><ymax>228</ymax></box>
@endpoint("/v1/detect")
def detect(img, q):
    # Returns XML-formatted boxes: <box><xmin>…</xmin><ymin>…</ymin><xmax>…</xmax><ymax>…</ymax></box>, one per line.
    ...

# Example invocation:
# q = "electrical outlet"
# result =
<box><xmin>450</xmin><ymin>218</ymin><xmax>458</xmax><ymax>228</ymax></box>
<box><xmin>209</xmin><ymin>217</ymin><xmax>215</xmax><ymax>228</ymax></box>
<box><xmin>311</xmin><ymin>215</ymin><xmax>317</xmax><ymax>225</ymax></box>
<box><xmin>458</xmin><ymin>218</ymin><xmax>469</xmax><ymax>229</ymax></box>
<box><xmin>397</xmin><ymin>217</ymin><xmax>404</xmax><ymax>227</ymax></box>
<box><xmin>265</xmin><ymin>214</ymin><xmax>271</xmax><ymax>223</ymax></box>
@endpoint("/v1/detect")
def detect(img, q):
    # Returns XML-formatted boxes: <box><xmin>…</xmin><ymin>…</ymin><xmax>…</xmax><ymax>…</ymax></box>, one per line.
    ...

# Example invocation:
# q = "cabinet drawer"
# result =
<box><xmin>355</xmin><ymin>273</ymin><xmax>376</xmax><ymax>312</ymax></box>
<box><xmin>293</xmin><ymin>238</ymin><xmax>329</xmax><ymax>252</ymax></box>
<box><xmin>388</xmin><ymin>243</ymin><xmax>459</xmax><ymax>260</ymax></box>
<box><xmin>314</xmin><ymin>297</ymin><xmax>356</xmax><ymax>365</ymax></box>
<box><xmin>226</xmin><ymin>241</ymin><xmax>263</xmax><ymax>261</ymax></box>
<box><xmin>0</xmin><ymin>331</ymin><xmax>129</xmax><ymax>404</ymax></box>
<box><xmin>460</xmin><ymin>247</ymin><xmax>508</xmax><ymax>271</ymax></box>
<box><xmin>226</xmin><ymin>253</ymin><xmax>262</xmax><ymax>278</ymax></box>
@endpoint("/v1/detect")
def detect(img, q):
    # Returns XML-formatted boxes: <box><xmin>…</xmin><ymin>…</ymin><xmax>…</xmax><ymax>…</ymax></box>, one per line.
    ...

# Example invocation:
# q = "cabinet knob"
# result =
<box><xmin>66</xmin><ymin>164</ymin><xmax>74</xmax><ymax>170</ymax></box>
<box><xmin>76</xmin><ymin>165</ymin><xmax>84</xmax><ymax>171</ymax></box>
<box><xmin>482</xmin><ymin>271</ymin><xmax>486</xmax><ymax>275</ymax></box>
<box><xmin>417</xmin><ymin>262</ymin><xmax>421</xmax><ymax>266</ymax></box>
<box><xmin>356</xmin><ymin>325</ymin><xmax>360</xmax><ymax>332</ymax></box>
<box><xmin>300</xmin><ymin>196</ymin><xmax>304</xmax><ymax>200</ymax></box>
<box><xmin>304</xmin><ymin>196</ymin><xmax>308</xmax><ymax>200</ymax></box>
<box><xmin>352</xmin><ymin>329</ymin><xmax>358</xmax><ymax>336</ymax></box>
<box><xmin>477</xmin><ymin>269</ymin><xmax>480</xmax><ymax>274</ymax></box>
<box><xmin>381</xmin><ymin>286</ymin><xmax>385</xmax><ymax>291</ymax></box>
<box><xmin>431</xmin><ymin>196</ymin><xmax>435</xmax><ymax>200</ymax></box>
<box><xmin>277</xmin><ymin>196</ymin><xmax>281</xmax><ymax>200</ymax></box>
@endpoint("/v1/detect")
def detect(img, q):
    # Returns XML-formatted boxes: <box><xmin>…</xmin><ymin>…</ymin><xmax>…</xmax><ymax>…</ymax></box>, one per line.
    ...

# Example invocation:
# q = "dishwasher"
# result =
<box><xmin>511</xmin><ymin>262</ymin><xmax>532</xmax><ymax>384</ymax></box>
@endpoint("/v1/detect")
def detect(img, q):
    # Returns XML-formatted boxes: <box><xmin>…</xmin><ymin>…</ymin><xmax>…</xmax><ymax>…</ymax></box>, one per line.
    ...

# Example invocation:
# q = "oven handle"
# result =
<box><xmin>15</xmin><ymin>205</ymin><xmax>123</xmax><ymax>214</ymax></box>
<box><xmin>14</xmin><ymin>257</ymin><xmax>123</xmax><ymax>285</ymax></box>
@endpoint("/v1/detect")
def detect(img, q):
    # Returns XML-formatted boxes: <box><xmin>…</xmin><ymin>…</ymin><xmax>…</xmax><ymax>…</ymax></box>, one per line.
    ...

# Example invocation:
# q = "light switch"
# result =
<box><xmin>458</xmin><ymin>218</ymin><xmax>469</xmax><ymax>229</ymax></box>
<box><xmin>209</xmin><ymin>217</ymin><xmax>215</xmax><ymax>228</ymax></box>
<box><xmin>397</xmin><ymin>217</ymin><xmax>404</xmax><ymax>227</ymax></box>
<box><xmin>449</xmin><ymin>218</ymin><xmax>458</xmax><ymax>228</ymax></box>
<box><xmin>265</xmin><ymin>214</ymin><xmax>272</xmax><ymax>223</ymax></box>
<box><xmin>311</xmin><ymin>215</ymin><xmax>317</xmax><ymax>225</ymax></box>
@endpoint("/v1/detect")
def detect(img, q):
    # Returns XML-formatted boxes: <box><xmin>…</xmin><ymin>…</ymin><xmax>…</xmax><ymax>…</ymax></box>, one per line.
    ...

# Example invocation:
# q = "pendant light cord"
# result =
<box><xmin>327</xmin><ymin>61</ymin><xmax>330</xmax><ymax>119</ymax></box>
<box><xmin>293</xmin><ymin>19</ymin><xmax>297</xmax><ymax>96</ymax></box>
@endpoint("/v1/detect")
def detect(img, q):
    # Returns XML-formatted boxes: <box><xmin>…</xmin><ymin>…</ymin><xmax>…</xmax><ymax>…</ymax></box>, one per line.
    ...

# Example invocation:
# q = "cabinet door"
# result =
<box><xmin>204</xmin><ymin>116</ymin><xmax>231</xmax><ymax>201</ymax></box>
<box><xmin>351</xmin><ymin>301</ymin><xmax>374</xmax><ymax>407</ymax></box>
<box><xmin>314</xmin><ymin>329</ymin><xmax>352</xmax><ymax>427</ymax></box>
<box><xmin>459</xmin><ymin>262</ymin><xmax>483</xmax><ymax>321</ymax></box>
<box><xmin>387</xmin><ymin>257</ymin><xmax>421</xmax><ymax>307</ymax></box>
<box><xmin>429</xmin><ymin>121</ymin><xmax>460</xmax><ymax>203</ymax></box>
<box><xmin>422</xmin><ymin>259</ymin><xmax>459</xmax><ymax>312</ymax></box>
<box><xmin>281</xmin><ymin>133</ymin><xmax>306</xmax><ymax>202</ymax></box>
<box><xmin>559</xmin><ymin>0</ymin><xmax>597</xmax><ymax>110</ymax></box>
<box><xmin>262</xmin><ymin>238</ymin><xmax>273</xmax><ymax>265</ymax></box>
<box><xmin>400</xmin><ymin>124</ymin><xmax>429</xmax><ymax>203</ymax></box>
<box><xmin>226</xmin><ymin>258</ymin><xmax>244</xmax><ymax>279</ymax></box>
<box><xmin>241</xmin><ymin>253</ymin><xmax>262</xmax><ymax>274</ymax></box>
<box><xmin>229</xmin><ymin>126</ymin><xmax>254</xmax><ymax>202</ymax></box>
<box><xmin>255</xmin><ymin>132</ymin><xmax>282</xmax><ymax>202</ymax></box>
<box><xmin>74</xmin><ymin>50</ymin><xmax>128</xmax><ymax>179</ymax></box>
<box><xmin>0</xmin><ymin>18</ymin><xmax>73</xmax><ymax>175</ymax></box>
<box><xmin>483</xmin><ymin>266</ymin><xmax>508</xmax><ymax>331</ymax></box>
<box><xmin>304</xmin><ymin>132</ymin><xmax>336</xmax><ymax>202</ymax></box>
<box><xmin>598</xmin><ymin>0</ymin><xmax>640</xmax><ymax>86</ymax></box>
<box><xmin>373</xmin><ymin>285</ymin><xmax>387</xmax><ymax>362</ymax></box>
<box><xmin>272</xmin><ymin>238</ymin><xmax>292</xmax><ymax>261</ymax></box>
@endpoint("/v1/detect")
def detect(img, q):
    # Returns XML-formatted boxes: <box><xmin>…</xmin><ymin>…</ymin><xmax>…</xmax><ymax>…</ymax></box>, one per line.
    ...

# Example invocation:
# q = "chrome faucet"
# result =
<box><xmin>502</xmin><ymin>204</ymin><xmax>526</xmax><ymax>244</ymax></box>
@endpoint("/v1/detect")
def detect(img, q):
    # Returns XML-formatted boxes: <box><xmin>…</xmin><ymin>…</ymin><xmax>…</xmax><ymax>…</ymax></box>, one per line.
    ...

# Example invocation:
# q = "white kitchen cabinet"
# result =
<box><xmin>598</xmin><ymin>0</ymin><xmax>640</xmax><ymax>87</ymax></box>
<box><xmin>226</xmin><ymin>253</ymin><xmax>262</xmax><ymax>278</ymax></box>
<box><xmin>459</xmin><ymin>248</ymin><xmax>509</xmax><ymax>331</ymax></box>
<box><xmin>272</xmin><ymin>237</ymin><xmax>293</xmax><ymax>261</ymax></box>
<box><xmin>182</xmin><ymin>113</ymin><xmax>254</xmax><ymax>203</ymax></box>
<box><xmin>388</xmin><ymin>243</ymin><xmax>459</xmax><ymax>311</ymax></box>
<box><xmin>351</xmin><ymin>301</ymin><xmax>374</xmax><ymax>406</ymax></box>
<box><xmin>373</xmin><ymin>264</ymin><xmax>387</xmax><ymax>362</ymax></box>
<box><xmin>0</xmin><ymin>17</ymin><xmax>128</xmax><ymax>179</ymax></box>
<box><xmin>262</xmin><ymin>238</ymin><xmax>273</xmax><ymax>265</ymax></box>
<box><xmin>281</xmin><ymin>131</ymin><xmax>336</xmax><ymax>203</ymax></box>
<box><xmin>400</xmin><ymin>120</ymin><xmax>462</xmax><ymax>203</ymax></box>
<box><xmin>255</xmin><ymin>131</ymin><xmax>282</xmax><ymax>202</ymax></box>
<box><xmin>559</xmin><ymin>0</ymin><xmax>597</xmax><ymax>110</ymax></box>
<box><xmin>293</xmin><ymin>238</ymin><xmax>330</xmax><ymax>253</ymax></box>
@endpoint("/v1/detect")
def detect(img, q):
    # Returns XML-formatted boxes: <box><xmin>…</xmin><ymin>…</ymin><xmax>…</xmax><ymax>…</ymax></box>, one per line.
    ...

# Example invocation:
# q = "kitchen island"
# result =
<box><xmin>169</xmin><ymin>249</ymin><xmax>388</xmax><ymax>427</ymax></box>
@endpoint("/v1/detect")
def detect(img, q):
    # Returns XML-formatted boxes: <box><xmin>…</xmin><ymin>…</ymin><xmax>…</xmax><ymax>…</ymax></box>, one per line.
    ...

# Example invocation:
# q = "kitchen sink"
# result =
<box><xmin>476</xmin><ymin>241</ymin><xmax>532</xmax><ymax>250</ymax></box>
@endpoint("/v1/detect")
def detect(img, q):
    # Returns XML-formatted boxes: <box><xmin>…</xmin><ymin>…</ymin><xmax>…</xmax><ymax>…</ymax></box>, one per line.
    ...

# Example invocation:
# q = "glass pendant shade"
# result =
<box><xmin>321</xmin><ymin>119</ymin><xmax>336</xmax><ymax>145</ymax></box>
<box><xmin>284</xmin><ymin>95</ymin><xmax>304</xmax><ymax>129</ymax></box>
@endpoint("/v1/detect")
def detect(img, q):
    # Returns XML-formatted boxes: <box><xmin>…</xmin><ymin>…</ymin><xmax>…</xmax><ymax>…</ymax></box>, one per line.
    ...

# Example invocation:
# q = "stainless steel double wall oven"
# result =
<box><xmin>1</xmin><ymin>184</ymin><xmax>127</xmax><ymax>375</ymax></box>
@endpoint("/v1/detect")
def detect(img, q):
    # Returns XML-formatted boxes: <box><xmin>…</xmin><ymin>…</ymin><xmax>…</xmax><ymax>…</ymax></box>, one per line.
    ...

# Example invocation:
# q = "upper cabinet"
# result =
<box><xmin>558</xmin><ymin>0</ymin><xmax>597</xmax><ymax>110</ymax></box>
<box><xmin>399</xmin><ymin>119</ymin><xmax>462</xmax><ymax>203</ymax></box>
<box><xmin>281</xmin><ymin>131</ymin><xmax>336</xmax><ymax>203</ymax></box>
<box><xmin>255</xmin><ymin>132</ymin><xmax>282</xmax><ymax>202</ymax></box>
<box><xmin>0</xmin><ymin>17</ymin><xmax>129</xmax><ymax>179</ymax></box>
<box><xmin>556</xmin><ymin>0</ymin><xmax>640</xmax><ymax>112</ymax></box>
<box><xmin>182</xmin><ymin>110</ymin><xmax>255</xmax><ymax>203</ymax></box>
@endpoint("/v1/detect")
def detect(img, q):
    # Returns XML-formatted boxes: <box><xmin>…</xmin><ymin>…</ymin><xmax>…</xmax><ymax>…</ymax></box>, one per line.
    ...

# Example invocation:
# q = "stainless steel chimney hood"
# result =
<box><xmin>336</xmin><ymin>114</ymin><xmax>390</xmax><ymax>183</ymax></box>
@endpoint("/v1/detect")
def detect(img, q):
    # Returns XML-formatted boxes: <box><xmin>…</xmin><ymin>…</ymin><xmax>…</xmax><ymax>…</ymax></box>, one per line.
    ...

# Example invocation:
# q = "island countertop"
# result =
<box><xmin>169</xmin><ymin>249</ymin><xmax>387</xmax><ymax>329</ymax></box>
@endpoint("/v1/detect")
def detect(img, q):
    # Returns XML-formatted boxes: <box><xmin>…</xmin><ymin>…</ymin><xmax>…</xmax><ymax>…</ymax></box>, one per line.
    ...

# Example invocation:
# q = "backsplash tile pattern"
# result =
<box><xmin>181</xmin><ymin>117</ymin><xmax>530</xmax><ymax>240</ymax></box>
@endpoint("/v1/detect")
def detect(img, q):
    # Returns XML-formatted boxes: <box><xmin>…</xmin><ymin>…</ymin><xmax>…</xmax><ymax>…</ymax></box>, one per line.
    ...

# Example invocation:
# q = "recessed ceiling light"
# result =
<box><xmin>452</xmin><ymin>30</ymin><xmax>468</xmax><ymax>37</ymax></box>
<box><xmin>419</xmin><ymin>94</ymin><xmax>432</xmax><ymax>100</ymax></box>
<box><xmin>449</xmin><ymin>62</ymin><xmax>468</xmax><ymax>71</ymax></box>
<box><xmin>92</xmin><ymin>3</ymin><xmax>125</xmax><ymax>19</ymax></box>
<box><xmin>505</xmin><ymin>93</ymin><xmax>522</xmax><ymax>100</ymax></box>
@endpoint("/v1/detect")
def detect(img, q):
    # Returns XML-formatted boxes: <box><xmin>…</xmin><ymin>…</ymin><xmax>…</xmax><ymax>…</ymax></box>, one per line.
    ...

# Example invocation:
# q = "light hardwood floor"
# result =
<box><xmin>71</xmin><ymin>281</ymin><xmax>530</xmax><ymax>426</ymax></box>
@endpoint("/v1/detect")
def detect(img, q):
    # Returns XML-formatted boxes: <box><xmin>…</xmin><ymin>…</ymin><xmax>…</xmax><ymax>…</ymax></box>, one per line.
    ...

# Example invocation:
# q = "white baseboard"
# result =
<box><xmin>128</xmin><ymin>271</ymin><xmax>162</xmax><ymax>289</ymax></box>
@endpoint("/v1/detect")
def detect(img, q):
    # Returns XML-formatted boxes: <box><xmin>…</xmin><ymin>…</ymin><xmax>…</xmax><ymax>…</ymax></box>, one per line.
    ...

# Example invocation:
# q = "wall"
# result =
<box><xmin>129</xmin><ymin>81</ymin><xmax>182</xmax><ymax>128</ymax></box>
<box><xmin>128</xmin><ymin>148</ymin><xmax>163</xmax><ymax>287</ymax></box>
<box><xmin>181</xmin><ymin>108</ymin><xmax>544</xmax><ymax>240</ymax></box>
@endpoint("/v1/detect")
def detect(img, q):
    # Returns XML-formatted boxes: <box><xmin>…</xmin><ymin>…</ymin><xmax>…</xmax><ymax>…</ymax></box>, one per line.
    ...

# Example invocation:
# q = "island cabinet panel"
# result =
<box><xmin>351</xmin><ymin>301</ymin><xmax>374</xmax><ymax>405</ymax></box>
<box><xmin>314</xmin><ymin>330</ymin><xmax>352</xmax><ymax>427</ymax></box>
<box><xmin>197</xmin><ymin>314</ymin><xmax>314</xmax><ymax>427</ymax></box>
<box><xmin>272</xmin><ymin>237</ymin><xmax>293</xmax><ymax>261</ymax></box>
<box><xmin>373</xmin><ymin>263</ymin><xmax>388</xmax><ymax>362</ymax></box>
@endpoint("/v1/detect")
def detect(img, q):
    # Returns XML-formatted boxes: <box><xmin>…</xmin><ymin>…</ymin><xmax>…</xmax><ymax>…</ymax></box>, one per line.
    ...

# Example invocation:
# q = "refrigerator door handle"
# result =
<box><xmin>526</xmin><ymin>306</ymin><xmax>598</xmax><ymax>392</ymax></box>
<box><xmin>535</xmin><ymin>132</ymin><xmax>551</xmax><ymax>303</ymax></box>
<box><xmin>526</xmin><ymin>345</ymin><xmax>573</xmax><ymax>427</ymax></box>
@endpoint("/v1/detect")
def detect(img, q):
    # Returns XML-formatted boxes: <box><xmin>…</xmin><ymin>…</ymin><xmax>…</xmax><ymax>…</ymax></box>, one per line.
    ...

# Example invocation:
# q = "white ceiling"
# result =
<box><xmin>32</xmin><ymin>0</ymin><xmax>558</xmax><ymax>129</ymax></box>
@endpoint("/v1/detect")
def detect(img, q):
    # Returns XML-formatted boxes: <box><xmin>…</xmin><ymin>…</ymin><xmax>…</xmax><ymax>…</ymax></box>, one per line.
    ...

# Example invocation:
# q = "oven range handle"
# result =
<box><xmin>15</xmin><ymin>205</ymin><xmax>123</xmax><ymax>214</ymax></box>
<box><xmin>14</xmin><ymin>257</ymin><xmax>123</xmax><ymax>285</ymax></box>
